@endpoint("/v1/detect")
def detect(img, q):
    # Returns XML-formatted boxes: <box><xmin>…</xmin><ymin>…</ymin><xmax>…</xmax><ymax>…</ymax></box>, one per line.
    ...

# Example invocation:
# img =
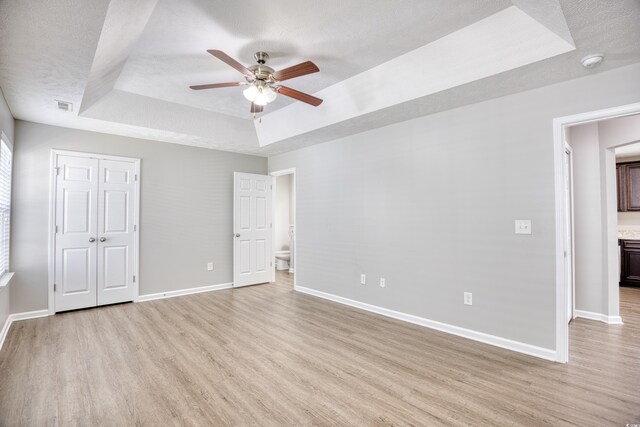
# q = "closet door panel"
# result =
<box><xmin>97</xmin><ymin>159</ymin><xmax>137</xmax><ymax>305</ymax></box>
<box><xmin>54</xmin><ymin>156</ymin><xmax>99</xmax><ymax>312</ymax></box>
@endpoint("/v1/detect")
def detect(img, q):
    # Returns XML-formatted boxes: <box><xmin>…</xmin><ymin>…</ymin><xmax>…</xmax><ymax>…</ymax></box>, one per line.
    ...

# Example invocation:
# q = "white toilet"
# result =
<box><xmin>274</xmin><ymin>251</ymin><xmax>290</xmax><ymax>270</ymax></box>
<box><xmin>275</xmin><ymin>225</ymin><xmax>295</xmax><ymax>272</ymax></box>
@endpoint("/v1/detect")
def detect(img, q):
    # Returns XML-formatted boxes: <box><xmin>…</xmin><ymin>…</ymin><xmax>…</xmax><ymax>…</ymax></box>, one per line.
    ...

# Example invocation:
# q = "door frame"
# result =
<box><xmin>270</xmin><ymin>168</ymin><xmax>296</xmax><ymax>287</ymax></box>
<box><xmin>47</xmin><ymin>149</ymin><xmax>141</xmax><ymax>315</ymax></box>
<box><xmin>563</xmin><ymin>143</ymin><xmax>576</xmax><ymax>322</ymax></box>
<box><xmin>553</xmin><ymin>101</ymin><xmax>640</xmax><ymax>363</ymax></box>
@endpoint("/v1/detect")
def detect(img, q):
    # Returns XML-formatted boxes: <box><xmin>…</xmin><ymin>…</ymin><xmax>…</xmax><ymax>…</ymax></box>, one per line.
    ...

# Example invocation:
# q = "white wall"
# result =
<box><xmin>269</xmin><ymin>63</ymin><xmax>640</xmax><ymax>351</ymax></box>
<box><xmin>11</xmin><ymin>120</ymin><xmax>267</xmax><ymax>313</ymax></box>
<box><xmin>617</xmin><ymin>212</ymin><xmax>640</xmax><ymax>227</ymax></box>
<box><xmin>0</xmin><ymin>88</ymin><xmax>13</xmax><ymax>332</ymax></box>
<box><xmin>275</xmin><ymin>174</ymin><xmax>291</xmax><ymax>251</ymax></box>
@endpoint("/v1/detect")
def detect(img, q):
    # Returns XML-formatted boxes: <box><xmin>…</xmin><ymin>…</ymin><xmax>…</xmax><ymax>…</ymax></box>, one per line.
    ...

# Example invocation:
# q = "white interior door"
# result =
<box><xmin>97</xmin><ymin>159</ymin><xmax>137</xmax><ymax>305</ymax></box>
<box><xmin>234</xmin><ymin>172</ymin><xmax>272</xmax><ymax>287</ymax></box>
<box><xmin>54</xmin><ymin>155</ymin><xmax>99</xmax><ymax>312</ymax></box>
<box><xmin>54</xmin><ymin>152</ymin><xmax>138</xmax><ymax>312</ymax></box>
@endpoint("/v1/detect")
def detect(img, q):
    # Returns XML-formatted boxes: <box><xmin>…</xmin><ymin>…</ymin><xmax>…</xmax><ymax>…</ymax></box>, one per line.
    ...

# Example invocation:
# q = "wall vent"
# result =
<box><xmin>55</xmin><ymin>100</ymin><xmax>73</xmax><ymax>112</ymax></box>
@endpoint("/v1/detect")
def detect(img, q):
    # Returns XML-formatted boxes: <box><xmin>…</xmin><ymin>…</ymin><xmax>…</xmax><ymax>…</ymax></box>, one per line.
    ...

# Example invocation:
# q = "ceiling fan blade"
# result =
<box><xmin>276</xmin><ymin>86</ymin><xmax>323</xmax><ymax>107</ymax></box>
<box><xmin>207</xmin><ymin>49</ymin><xmax>253</xmax><ymax>78</ymax></box>
<box><xmin>189</xmin><ymin>82</ymin><xmax>242</xmax><ymax>90</ymax></box>
<box><xmin>273</xmin><ymin>61</ymin><xmax>319</xmax><ymax>81</ymax></box>
<box><xmin>251</xmin><ymin>103</ymin><xmax>263</xmax><ymax>113</ymax></box>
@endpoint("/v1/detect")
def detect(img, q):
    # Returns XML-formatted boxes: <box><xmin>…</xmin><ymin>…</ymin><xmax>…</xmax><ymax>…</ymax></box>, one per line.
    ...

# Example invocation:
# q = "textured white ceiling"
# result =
<box><xmin>1</xmin><ymin>0</ymin><xmax>639</xmax><ymax>156</ymax></box>
<box><xmin>115</xmin><ymin>0</ymin><xmax>510</xmax><ymax>119</ymax></box>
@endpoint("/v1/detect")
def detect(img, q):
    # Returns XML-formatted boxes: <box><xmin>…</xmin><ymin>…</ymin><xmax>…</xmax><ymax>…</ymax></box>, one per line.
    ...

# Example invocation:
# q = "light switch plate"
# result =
<box><xmin>515</xmin><ymin>219</ymin><xmax>532</xmax><ymax>235</ymax></box>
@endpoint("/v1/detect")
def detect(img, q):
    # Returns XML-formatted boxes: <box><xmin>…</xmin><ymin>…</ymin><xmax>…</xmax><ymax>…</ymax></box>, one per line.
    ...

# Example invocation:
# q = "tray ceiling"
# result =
<box><xmin>1</xmin><ymin>0</ymin><xmax>639</xmax><ymax>156</ymax></box>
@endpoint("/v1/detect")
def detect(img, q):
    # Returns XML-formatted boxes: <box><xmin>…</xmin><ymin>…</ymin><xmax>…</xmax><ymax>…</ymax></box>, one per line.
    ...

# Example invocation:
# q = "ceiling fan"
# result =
<box><xmin>190</xmin><ymin>50</ymin><xmax>323</xmax><ymax>115</ymax></box>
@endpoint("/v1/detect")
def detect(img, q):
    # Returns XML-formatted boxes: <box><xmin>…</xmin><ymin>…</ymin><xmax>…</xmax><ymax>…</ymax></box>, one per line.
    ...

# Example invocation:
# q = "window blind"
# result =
<box><xmin>0</xmin><ymin>139</ymin><xmax>12</xmax><ymax>276</ymax></box>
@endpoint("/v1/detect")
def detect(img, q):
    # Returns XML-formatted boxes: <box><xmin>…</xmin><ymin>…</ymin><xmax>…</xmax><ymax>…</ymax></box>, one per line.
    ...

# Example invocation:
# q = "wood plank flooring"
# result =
<box><xmin>1</xmin><ymin>273</ymin><xmax>639</xmax><ymax>426</ymax></box>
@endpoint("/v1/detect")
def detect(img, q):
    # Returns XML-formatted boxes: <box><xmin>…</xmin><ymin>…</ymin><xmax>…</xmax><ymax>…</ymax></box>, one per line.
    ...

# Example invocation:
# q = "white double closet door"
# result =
<box><xmin>54</xmin><ymin>153</ymin><xmax>138</xmax><ymax>312</ymax></box>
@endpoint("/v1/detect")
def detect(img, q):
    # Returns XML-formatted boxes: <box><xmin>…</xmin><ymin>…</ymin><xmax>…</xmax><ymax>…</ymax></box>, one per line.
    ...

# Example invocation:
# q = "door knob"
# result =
<box><xmin>99</xmin><ymin>237</ymin><xmax>107</xmax><ymax>242</ymax></box>
<box><xmin>89</xmin><ymin>237</ymin><xmax>96</xmax><ymax>242</ymax></box>
<box><xmin>235</xmin><ymin>233</ymin><xmax>240</xmax><ymax>237</ymax></box>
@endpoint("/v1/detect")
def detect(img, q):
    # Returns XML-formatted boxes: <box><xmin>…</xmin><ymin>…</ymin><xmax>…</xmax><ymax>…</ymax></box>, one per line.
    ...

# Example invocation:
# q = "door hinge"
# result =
<box><xmin>134</xmin><ymin>224</ymin><xmax>137</xmax><ymax>232</ymax></box>
<box><xmin>133</xmin><ymin>275</ymin><xmax>136</xmax><ymax>283</ymax></box>
<box><xmin>270</xmin><ymin>262</ymin><xmax>273</xmax><ymax>267</ymax></box>
<box><xmin>55</xmin><ymin>225</ymin><xmax>59</xmax><ymax>233</ymax></box>
<box><xmin>135</xmin><ymin>174</ymin><xmax>138</xmax><ymax>181</ymax></box>
<box><xmin>270</xmin><ymin>223</ymin><xmax>272</xmax><ymax>228</ymax></box>
<box><xmin>270</xmin><ymin>185</ymin><xmax>272</xmax><ymax>190</ymax></box>
<box><xmin>53</xmin><ymin>283</ymin><xmax>56</xmax><ymax>292</ymax></box>
<box><xmin>55</xmin><ymin>167</ymin><xmax>61</xmax><ymax>176</ymax></box>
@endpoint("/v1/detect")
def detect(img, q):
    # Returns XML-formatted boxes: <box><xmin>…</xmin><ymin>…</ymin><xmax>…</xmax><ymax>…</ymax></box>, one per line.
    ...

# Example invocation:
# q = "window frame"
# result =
<box><xmin>0</xmin><ymin>132</ymin><xmax>13</xmax><ymax>279</ymax></box>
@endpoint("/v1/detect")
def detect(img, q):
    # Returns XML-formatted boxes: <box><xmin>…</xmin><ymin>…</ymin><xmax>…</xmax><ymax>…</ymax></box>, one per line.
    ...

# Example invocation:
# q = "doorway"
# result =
<box><xmin>554</xmin><ymin>102</ymin><xmax>640</xmax><ymax>362</ymax></box>
<box><xmin>48</xmin><ymin>150</ymin><xmax>140</xmax><ymax>313</ymax></box>
<box><xmin>270</xmin><ymin>168</ymin><xmax>296</xmax><ymax>287</ymax></box>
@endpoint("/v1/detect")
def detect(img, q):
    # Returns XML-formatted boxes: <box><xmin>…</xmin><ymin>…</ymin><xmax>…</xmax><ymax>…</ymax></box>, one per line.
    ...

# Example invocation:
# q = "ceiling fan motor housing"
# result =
<box><xmin>254</xmin><ymin>51</ymin><xmax>269</xmax><ymax>64</ymax></box>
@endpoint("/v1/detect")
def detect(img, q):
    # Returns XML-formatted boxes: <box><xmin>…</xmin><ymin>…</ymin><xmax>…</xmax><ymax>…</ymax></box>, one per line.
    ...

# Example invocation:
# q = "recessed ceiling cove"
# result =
<box><xmin>1</xmin><ymin>0</ymin><xmax>639</xmax><ymax>156</ymax></box>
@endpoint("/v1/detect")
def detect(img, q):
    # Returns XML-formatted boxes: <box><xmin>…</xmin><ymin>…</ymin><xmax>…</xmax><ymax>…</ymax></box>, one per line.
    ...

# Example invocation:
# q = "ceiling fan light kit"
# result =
<box><xmin>243</xmin><ymin>81</ymin><xmax>277</xmax><ymax>106</ymax></box>
<box><xmin>189</xmin><ymin>49</ymin><xmax>322</xmax><ymax>115</ymax></box>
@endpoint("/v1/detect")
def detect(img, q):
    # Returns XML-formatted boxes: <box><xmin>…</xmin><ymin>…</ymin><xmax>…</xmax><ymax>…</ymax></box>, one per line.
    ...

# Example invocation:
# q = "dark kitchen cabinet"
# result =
<box><xmin>616</xmin><ymin>161</ymin><xmax>640</xmax><ymax>212</ymax></box>
<box><xmin>620</xmin><ymin>239</ymin><xmax>640</xmax><ymax>287</ymax></box>
<box><xmin>617</xmin><ymin>164</ymin><xmax>626</xmax><ymax>212</ymax></box>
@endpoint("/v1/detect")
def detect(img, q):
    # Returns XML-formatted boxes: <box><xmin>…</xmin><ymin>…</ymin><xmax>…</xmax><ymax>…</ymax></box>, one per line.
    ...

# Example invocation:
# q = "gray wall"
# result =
<box><xmin>567</xmin><ymin>123</ymin><xmax>605</xmax><ymax>313</ymax></box>
<box><xmin>0</xmin><ymin>88</ymin><xmax>13</xmax><ymax>329</ymax></box>
<box><xmin>11</xmin><ymin>120</ymin><xmax>266</xmax><ymax>313</ymax></box>
<box><xmin>269</xmin><ymin>63</ymin><xmax>640</xmax><ymax>351</ymax></box>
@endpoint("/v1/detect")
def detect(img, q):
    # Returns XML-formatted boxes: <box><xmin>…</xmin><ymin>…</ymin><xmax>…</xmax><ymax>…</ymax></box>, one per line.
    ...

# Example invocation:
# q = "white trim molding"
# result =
<box><xmin>0</xmin><ymin>309</ymin><xmax>50</xmax><ymax>352</ymax></box>
<box><xmin>575</xmin><ymin>310</ymin><xmax>624</xmax><ymax>325</ymax></box>
<box><xmin>295</xmin><ymin>285</ymin><xmax>557</xmax><ymax>362</ymax></box>
<box><xmin>0</xmin><ymin>271</ymin><xmax>14</xmax><ymax>289</ymax></box>
<box><xmin>137</xmin><ymin>282</ymin><xmax>233</xmax><ymax>302</ymax></box>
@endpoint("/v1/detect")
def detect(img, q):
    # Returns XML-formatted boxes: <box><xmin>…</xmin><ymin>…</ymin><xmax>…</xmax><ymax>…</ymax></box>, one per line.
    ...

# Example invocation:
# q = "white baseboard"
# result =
<box><xmin>575</xmin><ymin>310</ymin><xmax>624</xmax><ymax>325</ymax></box>
<box><xmin>138</xmin><ymin>282</ymin><xmax>233</xmax><ymax>302</ymax></box>
<box><xmin>0</xmin><ymin>309</ymin><xmax>50</xmax><ymax>352</ymax></box>
<box><xmin>294</xmin><ymin>285</ymin><xmax>557</xmax><ymax>362</ymax></box>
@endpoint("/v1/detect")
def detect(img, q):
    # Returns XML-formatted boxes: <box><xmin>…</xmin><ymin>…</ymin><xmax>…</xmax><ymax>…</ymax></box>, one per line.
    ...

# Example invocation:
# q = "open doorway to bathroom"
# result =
<box><xmin>271</xmin><ymin>168</ymin><xmax>295</xmax><ymax>288</ymax></box>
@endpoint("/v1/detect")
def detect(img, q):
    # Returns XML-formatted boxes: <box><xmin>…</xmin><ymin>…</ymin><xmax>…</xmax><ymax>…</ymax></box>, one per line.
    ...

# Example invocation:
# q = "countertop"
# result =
<box><xmin>618</xmin><ymin>230</ymin><xmax>640</xmax><ymax>240</ymax></box>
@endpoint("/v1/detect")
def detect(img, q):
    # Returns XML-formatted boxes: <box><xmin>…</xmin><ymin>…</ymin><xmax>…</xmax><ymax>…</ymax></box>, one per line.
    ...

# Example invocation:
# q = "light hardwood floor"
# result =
<box><xmin>1</xmin><ymin>273</ymin><xmax>639</xmax><ymax>426</ymax></box>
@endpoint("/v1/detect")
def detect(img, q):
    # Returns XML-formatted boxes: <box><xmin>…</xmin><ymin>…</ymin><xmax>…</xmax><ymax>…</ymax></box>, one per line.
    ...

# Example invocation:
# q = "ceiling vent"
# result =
<box><xmin>55</xmin><ymin>100</ymin><xmax>73</xmax><ymax>112</ymax></box>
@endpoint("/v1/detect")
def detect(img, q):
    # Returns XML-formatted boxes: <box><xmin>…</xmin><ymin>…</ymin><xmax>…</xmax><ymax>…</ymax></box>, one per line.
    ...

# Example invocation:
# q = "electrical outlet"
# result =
<box><xmin>379</xmin><ymin>278</ymin><xmax>386</xmax><ymax>288</ymax></box>
<box><xmin>360</xmin><ymin>274</ymin><xmax>366</xmax><ymax>285</ymax></box>
<box><xmin>207</xmin><ymin>262</ymin><xmax>214</xmax><ymax>271</ymax></box>
<box><xmin>464</xmin><ymin>292</ymin><xmax>473</xmax><ymax>305</ymax></box>
<box><xmin>515</xmin><ymin>219</ymin><xmax>532</xmax><ymax>235</ymax></box>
